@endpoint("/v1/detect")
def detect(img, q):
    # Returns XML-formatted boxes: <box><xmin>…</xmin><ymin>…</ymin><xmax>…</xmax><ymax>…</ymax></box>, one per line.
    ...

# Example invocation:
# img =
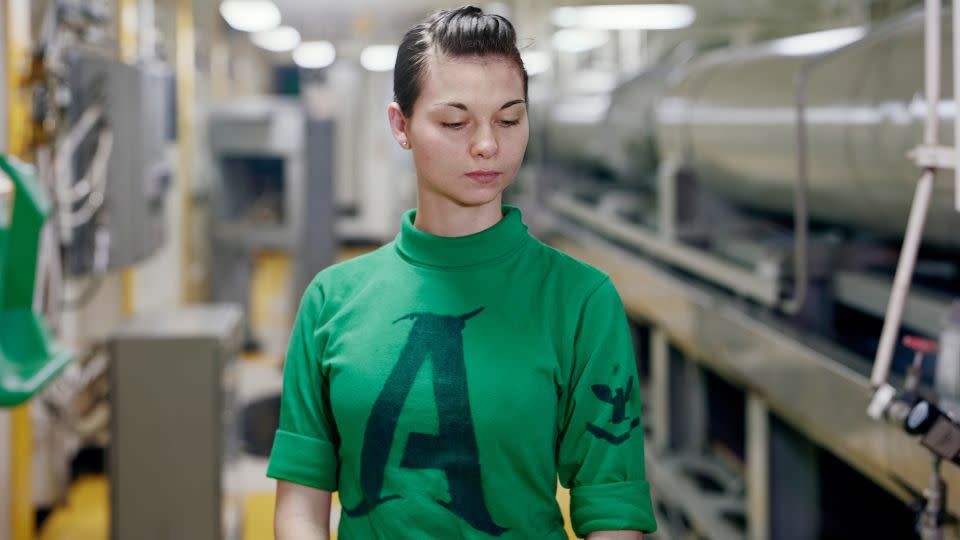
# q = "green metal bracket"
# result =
<box><xmin>0</xmin><ymin>155</ymin><xmax>72</xmax><ymax>408</ymax></box>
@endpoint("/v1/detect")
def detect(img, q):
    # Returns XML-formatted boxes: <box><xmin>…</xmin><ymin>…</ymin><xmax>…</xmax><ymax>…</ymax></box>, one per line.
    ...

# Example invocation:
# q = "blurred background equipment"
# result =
<box><xmin>531</xmin><ymin>3</ymin><xmax>960</xmax><ymax>539</ymax></box>
<box><xmin>109</xmin><ymin>304</ymin><xmax>243</xmax><ymax>540</ymax></box>
<box><xmin>7</xmin><ymin>1</ymin><xmax>960</xmax><ymax>540</ymax></box>
<box><xmin>0</xmin><ymin>156</ymin><xmax>73</xmax><ymax>406</ymax></box>
<box><xmin>61</xmin><ymin>53</ymin><xmax>172</xmax><ymax>275</ymax></box>
<box><xmin>207</xmin><ymin>97</ymin><xmax>335</xmax><ymax>348</ymax></box>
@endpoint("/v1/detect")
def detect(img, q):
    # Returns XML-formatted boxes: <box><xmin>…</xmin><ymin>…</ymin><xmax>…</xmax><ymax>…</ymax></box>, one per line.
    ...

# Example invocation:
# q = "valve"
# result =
<box><xmin>904</xmin><ymin>335</ymin><xmax>940</xmax><ymax>401</ymax></box>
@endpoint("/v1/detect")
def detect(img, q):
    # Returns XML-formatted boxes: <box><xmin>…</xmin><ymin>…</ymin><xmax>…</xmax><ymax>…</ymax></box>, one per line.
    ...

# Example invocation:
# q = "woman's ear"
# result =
<box><xmin>387</xmin><ymin>102</ymin><xmax>411</xmax><ymax>149</ymax></box>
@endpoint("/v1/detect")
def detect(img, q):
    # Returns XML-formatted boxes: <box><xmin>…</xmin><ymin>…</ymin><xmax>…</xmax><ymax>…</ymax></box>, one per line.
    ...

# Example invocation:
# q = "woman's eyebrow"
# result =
<box><xmin>436</xmin><ymin>99</ymin><xmax>526</xmax><ymax>111</ymax></box>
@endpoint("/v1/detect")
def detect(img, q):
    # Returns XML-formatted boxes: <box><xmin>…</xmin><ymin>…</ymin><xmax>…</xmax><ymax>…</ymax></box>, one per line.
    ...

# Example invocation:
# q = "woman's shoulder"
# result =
<box><xmin>524</xmin><ymin>235</ymin><xmax>610</xmax><ymax>293</ymax></box>
<box><xmin>304</xmin><ymin>243</ymin><xmax>396</xmax><ymax>297</ymax></box>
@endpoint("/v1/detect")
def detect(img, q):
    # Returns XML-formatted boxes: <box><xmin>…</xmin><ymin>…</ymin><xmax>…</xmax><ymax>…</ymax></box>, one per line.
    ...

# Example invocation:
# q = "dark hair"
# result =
<box><xmin>394</xmin><ymin>5</ymin><xmax>528</xmax><ymax>117</ymax></box>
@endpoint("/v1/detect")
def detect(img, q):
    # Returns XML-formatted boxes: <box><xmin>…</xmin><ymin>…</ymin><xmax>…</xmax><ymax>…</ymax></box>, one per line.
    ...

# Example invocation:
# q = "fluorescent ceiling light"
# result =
<box><xmin>251</xmin><ymin>25</ymin><xmax>300</xmax><ymax>52</ymax></box>
<box><xmin>219</xmin><ymin>0</ymin><xmax>281</xmax><ymax>33</ymax></box>
<box><xmin>360</xmin><ymin>45</ymin><xmax>398</xmax><ymax>72</ymax></box>
<box><xmin>552</xmin><ymin>29</ymin><xmax>609</xmax><ymax>54</ymax></box>
<box><xmin>294</xmin><ymin>41</ymin><xmax>336</xmax><ymax>69</ymax></box>
<box><xmin>769</xmin><ymin>26</ymin><xmax>866</xmax><ymax>56</ymax></box>
<box><xmin>552</xmin><ymin>4</ymin><xmax>696</xmax><ymax>30</ymax></box>
<box><xmin>521</xmin><ymin>51</ymin><xmax>551</xmax><ymax>76</ymax></box>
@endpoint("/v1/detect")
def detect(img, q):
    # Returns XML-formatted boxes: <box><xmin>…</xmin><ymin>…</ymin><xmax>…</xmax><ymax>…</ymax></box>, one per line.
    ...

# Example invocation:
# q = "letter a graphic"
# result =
<box><xmin>343</xmin><ymin>307</ymin><xmax>507</xmax><ymax>536</ymax></box>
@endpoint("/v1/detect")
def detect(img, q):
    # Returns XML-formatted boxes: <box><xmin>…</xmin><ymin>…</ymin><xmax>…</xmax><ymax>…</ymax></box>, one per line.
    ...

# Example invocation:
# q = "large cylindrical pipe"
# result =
<box><xmin>655</xmin><ymin>9</ymin><xmax>960</xmax><ymax>249</ymax></box>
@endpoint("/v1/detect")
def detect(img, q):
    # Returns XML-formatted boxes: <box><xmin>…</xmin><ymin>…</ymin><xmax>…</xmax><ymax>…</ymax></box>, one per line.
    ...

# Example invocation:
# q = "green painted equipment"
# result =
<box><xmin>0</xmin><ymin>155</ymin><xmax>72</xmax><ymax>408</ymax></box>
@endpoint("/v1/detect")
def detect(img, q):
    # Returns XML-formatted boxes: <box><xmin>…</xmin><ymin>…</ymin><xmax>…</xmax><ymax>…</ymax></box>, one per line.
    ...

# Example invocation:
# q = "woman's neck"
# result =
<box><xmin>413</xmin><ymin>196</ymin><xmax>504</xmax><ymax>238</ymax></box>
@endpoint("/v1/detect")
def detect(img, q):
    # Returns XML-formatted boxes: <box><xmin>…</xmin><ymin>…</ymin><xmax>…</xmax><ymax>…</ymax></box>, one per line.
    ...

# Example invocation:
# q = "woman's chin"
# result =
<box><xmin>455</xmin><ymin>188</ymin><xmax>505</xmax><ymax>208</ymax></box>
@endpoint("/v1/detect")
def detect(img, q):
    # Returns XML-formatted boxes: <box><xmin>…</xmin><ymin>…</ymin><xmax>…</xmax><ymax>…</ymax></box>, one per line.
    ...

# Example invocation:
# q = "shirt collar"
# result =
<box><xmin>395</xmin><ymin>204</ymin><xmax>529</xmax><ymax>269</ymax></box>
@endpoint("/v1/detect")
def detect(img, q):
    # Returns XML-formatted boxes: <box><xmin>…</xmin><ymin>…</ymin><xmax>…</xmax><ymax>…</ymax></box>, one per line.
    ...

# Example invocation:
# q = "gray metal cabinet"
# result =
<box><xmin>109</xmin><ymin>305</ymin><xmax>243</xmax><ymax>540</ymax></box>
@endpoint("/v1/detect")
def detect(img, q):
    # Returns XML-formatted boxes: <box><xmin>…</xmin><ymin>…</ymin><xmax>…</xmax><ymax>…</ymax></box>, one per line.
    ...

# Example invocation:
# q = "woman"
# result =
<box><xmin>269</xmin><ymin>6</ymin><xmax>656</xmax><ymax>539</ymax></box>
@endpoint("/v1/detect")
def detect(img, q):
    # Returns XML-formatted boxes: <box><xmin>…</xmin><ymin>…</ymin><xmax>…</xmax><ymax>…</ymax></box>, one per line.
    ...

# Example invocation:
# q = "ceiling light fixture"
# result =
<box><xmin>219</xmin><ymin>0</ymin><xmax>281</xmax><ymax>33</ymax></box>
<box><xmin>769</xmin><ymin>26</ymin><xmax>867</xmax><ymax>56</ymax></box>
<box><xmin>552</xmin><ymin>29</ymin><xmax>610</xmax><ymax>54</ymax></box>
<box><xmin>251</xmin><ymin>25</ymin><xmax>300</xmax><ymax>52</ymax></box>
<box><xmin>360</xmin><ymin>45</ymin><xmax>399</xmax><ymax>72</ymax></box>
<box><xmin>551</xmin><ymin>4</ymin><xmax>696</xmax><ymax>30</ymax></box>
<box><xmin>293</xmin><ymin>41</ymin><xmax>336</xmax><ymax>69</ymax></box>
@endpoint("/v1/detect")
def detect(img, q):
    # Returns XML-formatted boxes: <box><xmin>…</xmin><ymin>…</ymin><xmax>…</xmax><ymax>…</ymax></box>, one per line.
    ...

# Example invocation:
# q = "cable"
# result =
<box><xmin>64</xmin><ymin>128</ymin><xmax>113</xmax><ymax>228</ymax></box>
<box><xmin>60</xmin><ymin>273</ymin><xmax>105</xmax><ymax>311</ymax></box>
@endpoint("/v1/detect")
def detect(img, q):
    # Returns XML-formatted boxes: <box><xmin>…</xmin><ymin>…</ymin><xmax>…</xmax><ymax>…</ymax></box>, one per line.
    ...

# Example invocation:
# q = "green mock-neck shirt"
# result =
<box><xmin>268</xmin><ymin>205</ymin><xmax>656</xmax><ymax>538</ymax></box>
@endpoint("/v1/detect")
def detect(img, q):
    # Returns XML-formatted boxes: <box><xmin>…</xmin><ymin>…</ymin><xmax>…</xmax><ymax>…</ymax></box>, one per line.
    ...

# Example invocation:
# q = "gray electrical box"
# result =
<box><xmin>66</xmin><ymin>54</ymin><xmax>172</xmax><ymax>274</ymax></box>
<box><xmin>109</xmin><ymin>305</ymin><xmax>244</xmax><ymax>540</ymax></box>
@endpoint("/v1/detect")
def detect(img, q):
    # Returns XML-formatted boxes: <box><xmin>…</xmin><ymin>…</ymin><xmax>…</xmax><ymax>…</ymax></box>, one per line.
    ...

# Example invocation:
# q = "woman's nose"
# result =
<box><xmin>471</xmin><ymin>127</ymin><xmax>498</xmax><ymax>159</ymax></box>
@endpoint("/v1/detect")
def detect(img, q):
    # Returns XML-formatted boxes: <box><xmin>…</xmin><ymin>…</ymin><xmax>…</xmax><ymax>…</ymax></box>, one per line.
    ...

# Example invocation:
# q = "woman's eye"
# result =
<box><xmin>442</xmin><ymin>122</ymin><xmax>464</xmax><ymax>129</ymax></box>
<box><xmin>499</xmin><ymin>119</ymin><xmax>520</xmax><ymax>127</ymax></box>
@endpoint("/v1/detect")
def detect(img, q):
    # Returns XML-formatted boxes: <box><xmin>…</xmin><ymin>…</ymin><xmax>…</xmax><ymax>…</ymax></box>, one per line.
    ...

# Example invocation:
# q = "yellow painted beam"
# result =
<box><xmin>5</xmin><ymin>0</ymin><xmax>30</xmax><ymax>160</ymax></box>
<box><xmin>4</xmin><ymin>1</ymin><xmax>34</xmax><ymax>539</ymax></box>
<box><xmin>177</xmin><ymin>0</ymin><xmax>196</xmax><ymax>304</ymax></box>
<box><xmin>117</xmin><ymin>0</ymin><xmax>138</xmax><ymax>64</ymax></box>
<box><xmin>11</xmin><ymin>406</ymin><xmax>32</xmax><ymax>540</ymax></box>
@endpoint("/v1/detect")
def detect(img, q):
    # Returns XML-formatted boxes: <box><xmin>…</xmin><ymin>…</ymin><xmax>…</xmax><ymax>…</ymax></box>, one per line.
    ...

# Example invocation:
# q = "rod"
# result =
<box><xmin>871</xmin><ymin>0</ymin><xmax>942</xmax><ymax>387</ymax></box>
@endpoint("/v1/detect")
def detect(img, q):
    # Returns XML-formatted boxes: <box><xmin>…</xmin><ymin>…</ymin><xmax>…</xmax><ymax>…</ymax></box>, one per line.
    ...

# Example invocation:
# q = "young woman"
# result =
<box><xmin>269</xmin><ymin>6</ymin><xmax>656</xmax><ymax>539</ymax></box>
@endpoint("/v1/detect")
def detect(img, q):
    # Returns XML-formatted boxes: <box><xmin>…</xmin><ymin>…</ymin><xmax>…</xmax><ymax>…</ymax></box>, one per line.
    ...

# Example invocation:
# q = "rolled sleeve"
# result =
<box><xmin>570</xmin><ymin>480</ymin><xmax>656</xmax><ymax>535</ymax></box>
<box><xmin>267</xmin><ymin>430</ymin><xmax>338</xmax><ymax>491</ymax></box>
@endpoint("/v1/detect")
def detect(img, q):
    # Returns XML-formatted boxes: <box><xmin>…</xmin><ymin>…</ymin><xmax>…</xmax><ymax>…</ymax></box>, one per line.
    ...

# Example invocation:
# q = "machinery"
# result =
<box><xmin>533</xmin><ymin>5</ymin><xmax>960</xmax><ymax>538</ymax></box>
<box><xmin>61</xmin><ymin>53</ymin><xmax>172</xmax><ymax>275</ymax></box>
<box><xmin>0</xmin><ymin>0</ymin><xmax>176</xmax><ymax>527</ymax></box>
<box><xmin>206</xmin><ymin>97</ymin><xmax>336</xmax><ymax>345</ymax></box>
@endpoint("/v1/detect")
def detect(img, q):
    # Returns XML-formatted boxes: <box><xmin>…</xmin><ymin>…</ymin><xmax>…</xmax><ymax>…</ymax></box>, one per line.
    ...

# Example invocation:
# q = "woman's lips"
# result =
<box><xmin>466</xmin><ymin>170</ymin><xmax>502</xmax><ymax>183</ymax></box>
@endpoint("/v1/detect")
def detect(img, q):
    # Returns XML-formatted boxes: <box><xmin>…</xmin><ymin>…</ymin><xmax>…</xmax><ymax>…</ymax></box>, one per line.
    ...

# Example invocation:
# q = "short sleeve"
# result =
<box><xmin>266</xmin><ymin>281</ymin><xmax>340</xmax><ymax>491</ymax></box>
<box><xmin>557</xmin><ymin>277</ymin><xmax>656</xmax><ymax>536</ymax></box>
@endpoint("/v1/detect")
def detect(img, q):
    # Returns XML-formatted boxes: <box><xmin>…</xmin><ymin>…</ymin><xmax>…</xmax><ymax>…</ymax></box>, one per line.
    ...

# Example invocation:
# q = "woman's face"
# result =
<box><xmin>390</xmin><ymin>53</ymin><xmax>529</xmax><ymax>209</ymax></box>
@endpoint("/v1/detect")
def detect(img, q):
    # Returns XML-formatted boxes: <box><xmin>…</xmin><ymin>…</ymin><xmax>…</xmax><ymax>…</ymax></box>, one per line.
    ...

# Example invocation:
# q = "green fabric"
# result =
<box><xmin>267</xmin><ymin>205</ymin><xmax>656</xmax><ymax>538</ymax></box>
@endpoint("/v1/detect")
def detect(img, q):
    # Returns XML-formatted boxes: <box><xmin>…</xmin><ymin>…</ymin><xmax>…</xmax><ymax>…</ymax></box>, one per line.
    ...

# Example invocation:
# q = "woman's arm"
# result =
<box><xmin>586</xmin><ymin>531</ymin><xmax>644</xmax><ymax>539</ymax></box>
<box><xmin>274</xmin><ymin>480</ymin><xmax>332</xmax><ymax>540</ymax></box>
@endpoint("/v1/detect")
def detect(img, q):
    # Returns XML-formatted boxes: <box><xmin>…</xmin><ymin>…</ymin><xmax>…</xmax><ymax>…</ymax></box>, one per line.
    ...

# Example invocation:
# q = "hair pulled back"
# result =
<box><xmin>394</xmin><ymin>5</ymin><xmax>528</xmax><ymax>117</ymax></box>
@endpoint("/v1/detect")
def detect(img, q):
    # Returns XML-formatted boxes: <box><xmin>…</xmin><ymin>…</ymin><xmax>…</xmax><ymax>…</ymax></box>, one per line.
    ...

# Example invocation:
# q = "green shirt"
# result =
<box><xmin>267</xmin><ymin>205</ymin><xmax>656</xmax><ymax>538</ymax></box>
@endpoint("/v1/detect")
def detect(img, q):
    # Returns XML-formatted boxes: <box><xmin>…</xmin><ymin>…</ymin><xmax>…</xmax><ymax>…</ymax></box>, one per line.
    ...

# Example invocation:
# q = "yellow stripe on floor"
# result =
<box><xmin>242</xmin><ymin>492</ymin><xmax>275</xmax><ymax>539</ymax></box>
<box><xmin>39</xmin><ymin>476</ymin><xmax>108</xmax><ymax>540</ymax></box>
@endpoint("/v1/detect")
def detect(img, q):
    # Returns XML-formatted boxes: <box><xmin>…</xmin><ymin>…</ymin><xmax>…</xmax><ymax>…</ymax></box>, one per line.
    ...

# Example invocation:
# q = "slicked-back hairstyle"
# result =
<box><xmin>394</xmin><ymin>5</ymin><xmax>528</xmax><ymax>117</ymax></box>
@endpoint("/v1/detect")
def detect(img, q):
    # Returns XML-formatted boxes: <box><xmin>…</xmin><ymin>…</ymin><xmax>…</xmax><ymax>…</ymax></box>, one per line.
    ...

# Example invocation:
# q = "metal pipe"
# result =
<box><xmin>924</xmin><ymin>0</ymin><xmax>942</xmax><ymax>146</ymax></box>
<box><xmin>872</xmin><ymin>172</ymin><xmax>937</xmax><ymax>388</ymax></box>
<box><xmin>651</xmin><ymin>10</ymin><xmax>960</xmax><ymax>249</ymax></box>
<box><xmin>873</xmin><ymin>3</ymin><xmax>944</xmax><ymax>385</ymax></box>
<box><xmin>747</xmin><ymin>395</ymin><xmax>770</xmax><ymax>540</ymax></box>
<box><xmin>781</xmin><ymin>60</ymin><xmax>812</xmax><ymax>315</ymax></box>
<box><xmin>871</xmin><ymin>0</ymin><xmax>942</xmax><ymax>388</ymax></box>
<box><xmin>920</xmin><ymin>456</ymin><xmax>946</xmax><ymax>540</ymax></box>
<box><xmin>549</xmin><ymin>192</ymin><xmax>781</xmax><ymax>305</ymax></box>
